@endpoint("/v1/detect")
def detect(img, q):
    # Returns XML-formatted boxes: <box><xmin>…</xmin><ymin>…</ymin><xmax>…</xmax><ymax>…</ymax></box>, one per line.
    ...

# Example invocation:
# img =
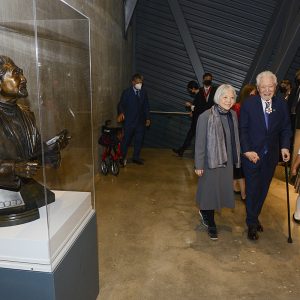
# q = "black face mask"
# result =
<box><xmin>279</xmin><ymin>86</ymin><xmax>287</xmax><ymax>93</ymax></box>
<box><xmin>188</xmin><ymin>91</ymin><xmax>195</xmax><ymax>96</ymax></box>
<box><xmin>203</xmin><ymin>80</ymin><xmax>212</xmax><ymax>86</ymax></box>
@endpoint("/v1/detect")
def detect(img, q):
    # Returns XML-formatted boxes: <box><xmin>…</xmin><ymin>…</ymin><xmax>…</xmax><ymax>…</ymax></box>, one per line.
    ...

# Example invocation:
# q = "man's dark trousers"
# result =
<box><xmin>121</xmin><ymin>124</ymin><xmax>145</xmax><ymax>160</ymax></box>
<box><xmin>181</xmin><ymin>119</ymin><xmax>197</xmax><ymax>151</ymax></box>
<box><xmin>242</xmin><ymin>154</ymin><xmax>276</xmax><ymax>226</ymax></box>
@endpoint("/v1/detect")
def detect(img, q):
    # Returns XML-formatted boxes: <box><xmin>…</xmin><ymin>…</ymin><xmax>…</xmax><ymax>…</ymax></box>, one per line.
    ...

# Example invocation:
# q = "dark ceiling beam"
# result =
<box><xmin>242</xmin><ymin>0</ymin><xmax>290</xmax><ymax>85</ymax></box>
<box><xmin>270</xmin><ymin>0</ymin><xmax>300</xmax><ymax>81</ymax></box>
<box><xmin>124</xmin><ymin>0</ymin><xmax>138</xmax><ymax>37</ymax></box>
<box><xmin>168</xmin><ymin>0</ymin><xmax>204</xmax><ymax>84</ymax></box>
<box><xmin>275</xmin><ymin>0</ymin><xmax>299</xmax><ymax>48</ymax></box>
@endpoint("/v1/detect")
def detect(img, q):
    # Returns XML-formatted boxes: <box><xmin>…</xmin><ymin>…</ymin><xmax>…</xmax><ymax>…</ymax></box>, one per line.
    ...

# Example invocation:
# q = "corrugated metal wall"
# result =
<box><xmin>286</xmin><ymin>47</ymin><xmax>300</xmax><ymax>82</ymax></box>
<box><xmin>134</xmin><ymin>0</ymin><xmax>298</xmax><ymax>148</ymax></box>
<box><xmin>180</xmin><ymin>0</ymin><xmax>277</xmax><ymax>87</ymax></box>
<box><xmin>135</xmin><ymin>0</ymin><xmax>194</xmax><ymax>148</ymax></box>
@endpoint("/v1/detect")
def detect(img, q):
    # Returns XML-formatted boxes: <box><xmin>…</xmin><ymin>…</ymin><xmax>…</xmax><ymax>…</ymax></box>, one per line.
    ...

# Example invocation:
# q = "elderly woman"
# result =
<box><xmin>194</xmin><ymin>84</ymin><xmax>240</xmax><ymax>240</ymax></box>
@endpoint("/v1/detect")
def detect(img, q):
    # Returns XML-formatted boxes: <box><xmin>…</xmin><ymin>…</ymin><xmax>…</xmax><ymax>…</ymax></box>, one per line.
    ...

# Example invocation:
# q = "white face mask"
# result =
<box><xmin>134</xmin><ymin>83</ymin><xmax>142</xmax><ymax>90</ymax></box>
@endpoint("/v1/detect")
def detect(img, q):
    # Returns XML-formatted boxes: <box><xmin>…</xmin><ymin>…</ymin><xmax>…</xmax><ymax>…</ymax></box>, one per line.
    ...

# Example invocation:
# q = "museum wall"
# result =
<box><xmin>60</xmin><ymin>0</ymin><xmax>133</xmax><ymax>164</ymax></box>
<box><xmin>64</xmin><ymin>0</ymin><xmax>133</xmax><ymax>130</ymax></box>
<box><xmin>53</xmin><ymin>0</ymin><xmax>133</xmax><ymax>188</ymax></box>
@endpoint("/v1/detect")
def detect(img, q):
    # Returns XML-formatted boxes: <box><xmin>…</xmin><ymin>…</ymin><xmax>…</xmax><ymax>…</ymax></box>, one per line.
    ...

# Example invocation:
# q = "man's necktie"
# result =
<box><xmin>264</xmin><ymin>100</ymin><xmax>272</xmax><ymax>129</ymax></box>
<box><xmin>136</xmin><ymin>90</ymin><xmax>140</xmax><ymax>98</ymax></box>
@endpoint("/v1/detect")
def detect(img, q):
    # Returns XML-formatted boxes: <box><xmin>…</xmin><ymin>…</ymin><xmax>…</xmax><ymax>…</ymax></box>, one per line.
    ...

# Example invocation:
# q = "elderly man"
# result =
<box><xmin>240</xmin><ymin>70</ymin><xmax>292</xmax><ymax>240</ymax></box>
<box><xmin>0</xmin><ymin>55</ymin><xmax>69</xmax><ymax>226</ymax></box>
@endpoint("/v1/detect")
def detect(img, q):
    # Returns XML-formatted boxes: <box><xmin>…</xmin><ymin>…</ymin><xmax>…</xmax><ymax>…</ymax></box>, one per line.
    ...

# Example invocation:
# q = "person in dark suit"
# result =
<box><xmin>240</xmin><ymin>70</ymin><xmax>292</xmax><ymax>240</ymax></box>
<box><xmin>173</xmin><ymin>73</ymin><xmax>217</xmax><ymax>157</ymax></box>
<box><xmin>287</xmin><ymin>70</ymin><xmax>300</xmax><ymax>155</ymax></box>
<box><xmin>172</xmin><ymin>81</ymin><xmax>201</xmax><ymax>157</ymax></box>
<box><xmin>199</xmin><ymin>72</ymin><xmax>218</xmax><ymax>110</ymax></box>
<box><xmin>117</xmin><ymin>73</ymin><xmax>150</xmax><ymax>165</ymax></box>
<box><xmin>288</xmin><ymin>69</ymin><xmax>300</xmax><ymax>125</ymax></box>
<box><xmin>277</xmin><ymin>79</ymin><xmax>292</xmax><ymax>102</ymax></box>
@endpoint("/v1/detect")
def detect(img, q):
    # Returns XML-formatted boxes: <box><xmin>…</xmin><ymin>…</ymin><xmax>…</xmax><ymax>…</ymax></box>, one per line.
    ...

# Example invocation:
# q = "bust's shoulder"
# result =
<box><xmin>17</xmin><ymin>104</ymin><xmax>35</xmax><ymax>117</ymax></box>
<box><xmin>17</xmin><ymin>103</ymin><xmax>31</xmax><ymax>111</ymax></box>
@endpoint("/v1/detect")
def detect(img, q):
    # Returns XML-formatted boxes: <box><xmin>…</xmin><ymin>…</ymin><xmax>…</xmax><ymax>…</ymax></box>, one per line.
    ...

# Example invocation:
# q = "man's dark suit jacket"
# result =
<box><xmin>240</xmin><ymin>95</ymin><xmax>292</xmax><ymax>166</ymax></box>
<box><xmin>118</xmin><ymin>87</ymin><xmax>150</xmax><ymax>127</ymax></box>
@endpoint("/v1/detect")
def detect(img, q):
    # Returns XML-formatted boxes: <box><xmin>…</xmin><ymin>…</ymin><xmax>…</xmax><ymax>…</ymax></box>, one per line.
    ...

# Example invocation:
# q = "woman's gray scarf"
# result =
<box><xmin>206</xmin><ymin>105</ymin><xmax>240</xmax><ymax>169</ymax></box>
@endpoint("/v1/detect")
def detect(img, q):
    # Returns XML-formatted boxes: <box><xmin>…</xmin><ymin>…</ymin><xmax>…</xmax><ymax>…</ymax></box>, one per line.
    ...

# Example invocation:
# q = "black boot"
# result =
<box><xmin>172</xmin><ymin>148</ymin><xmax>184</xmax><ymax>157</ymax></box>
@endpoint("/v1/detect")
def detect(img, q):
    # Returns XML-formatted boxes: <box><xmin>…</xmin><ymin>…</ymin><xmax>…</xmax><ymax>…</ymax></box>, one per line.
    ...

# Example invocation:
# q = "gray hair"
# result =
<box><xmin>214</xmin><ymin>84</ymin><xmax>237</xmax><ymax>104</ymax></box>
<box><xmin>256</xmin><ymin>70</ymin><xmax>277</xmax><ymax>86</ymax></box>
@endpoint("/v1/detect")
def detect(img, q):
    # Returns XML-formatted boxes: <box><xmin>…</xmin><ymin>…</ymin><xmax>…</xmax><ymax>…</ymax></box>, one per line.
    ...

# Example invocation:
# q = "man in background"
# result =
<box><xmin>173</xmin><ymin>73</ymin><xmax>217</xmax><ymax>157</ymax></box>
<box><xmin>200</xmin><ymin>72</ymin><xmax>217</xmax><ymax>110</ymax></box>
<box><xmin>288</xmin><ymin>70</ymin><xmax>300</xmax><ymax>155</ymax></box>
<box><xmin>117</xmin><ymin>73</ymin><xmax>150</xmax><ymax>165</ymax></box>
<box><xmin>278</xmin><ymin>79</ymin><xmax>292</xmax><ymax>102</ymax></box>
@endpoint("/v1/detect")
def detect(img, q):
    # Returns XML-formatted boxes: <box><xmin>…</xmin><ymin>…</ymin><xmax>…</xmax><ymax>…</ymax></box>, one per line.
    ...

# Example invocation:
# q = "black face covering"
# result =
<box><xmin>203</xmin><ymin>80</ymin><xmax>212</xmax><ymax>86</ymax></box>
<box><xmin>188</xmin><ymin>90</ymin><xmax>195</xmax><ymax>96</ymax></box>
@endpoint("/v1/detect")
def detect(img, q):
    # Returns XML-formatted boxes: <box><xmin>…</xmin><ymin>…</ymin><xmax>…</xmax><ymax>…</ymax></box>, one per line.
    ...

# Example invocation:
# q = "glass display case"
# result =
<box><xmin>0</xmin><ymin>2</ymin><xmax>97</xmax><ymax>297</ymax></box>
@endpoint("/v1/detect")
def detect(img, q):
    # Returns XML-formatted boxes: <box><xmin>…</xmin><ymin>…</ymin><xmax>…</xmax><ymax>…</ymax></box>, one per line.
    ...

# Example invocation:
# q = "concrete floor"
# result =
<box><xmin>96</xmin><ymin>148</ymin><xmax>300</xmax><ymax>300</ymax></box>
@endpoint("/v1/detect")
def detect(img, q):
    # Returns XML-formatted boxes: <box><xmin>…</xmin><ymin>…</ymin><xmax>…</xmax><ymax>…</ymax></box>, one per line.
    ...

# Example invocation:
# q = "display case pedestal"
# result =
<box><xmin>0</xmin><ymin>191</ymin><xmax>99</xmax><ymax>300</ymax></box>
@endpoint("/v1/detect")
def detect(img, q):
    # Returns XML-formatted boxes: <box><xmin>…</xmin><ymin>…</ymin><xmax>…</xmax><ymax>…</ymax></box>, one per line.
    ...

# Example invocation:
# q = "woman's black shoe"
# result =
<box><xmin>208</xmin><ymin>227</ymin><xmax>218</xmax><ymax>240</ymax></box>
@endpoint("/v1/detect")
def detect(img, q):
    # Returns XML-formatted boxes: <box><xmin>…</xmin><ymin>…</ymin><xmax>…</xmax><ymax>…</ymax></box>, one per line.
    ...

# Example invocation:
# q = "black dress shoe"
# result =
<box><xmin>248</xmin><ymin>227</ymin><xmax>259</xmax><ymax>240</ymax></box>
<box><xmin>119</xmin><ymin>158</ymin><xmax>127</xmax><ymax>167</ymax></box>
<box><xmin>172</xmin><ymin>148</ymin><xmax>183</xmax><ymax>157</ymax></box>
<box><xmin>132</xmin><ymin>158</ymin><xmax>144</xmax><ymax>165</ymax></box>
<box><xmin>257</xmin><ymin>223</ymin><xmax>264</xmax><ymax>232</ymax></box>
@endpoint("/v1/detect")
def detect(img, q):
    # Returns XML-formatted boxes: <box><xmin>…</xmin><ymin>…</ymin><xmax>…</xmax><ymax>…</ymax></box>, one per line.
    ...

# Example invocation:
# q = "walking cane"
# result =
<box><xmin>284</xmin><ymin>162</ymin><xmax>293</xmax><ymax>243</ymax></box>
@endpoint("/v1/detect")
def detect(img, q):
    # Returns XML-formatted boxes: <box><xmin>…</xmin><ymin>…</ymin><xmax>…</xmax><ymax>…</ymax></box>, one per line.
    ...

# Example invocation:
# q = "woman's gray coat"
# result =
<box><xmin>195</xmin><ymin>108</ymin><xmax>239</xmax><ymax>210</ymax></box>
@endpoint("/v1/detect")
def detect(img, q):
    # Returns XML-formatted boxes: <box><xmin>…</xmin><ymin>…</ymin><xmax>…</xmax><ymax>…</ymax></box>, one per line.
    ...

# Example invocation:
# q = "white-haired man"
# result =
<box><xmin>240</xmin><ymin>70</ymin><xmax>292</xmax><ymax>240</ymax></box>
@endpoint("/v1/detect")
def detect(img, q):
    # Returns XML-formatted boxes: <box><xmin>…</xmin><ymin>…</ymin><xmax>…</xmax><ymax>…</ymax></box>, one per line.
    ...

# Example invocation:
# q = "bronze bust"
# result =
<box><xmin>0</xmin><ymin>55</ymin><xmax>70</xmax><ymax>226</ymax></box>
